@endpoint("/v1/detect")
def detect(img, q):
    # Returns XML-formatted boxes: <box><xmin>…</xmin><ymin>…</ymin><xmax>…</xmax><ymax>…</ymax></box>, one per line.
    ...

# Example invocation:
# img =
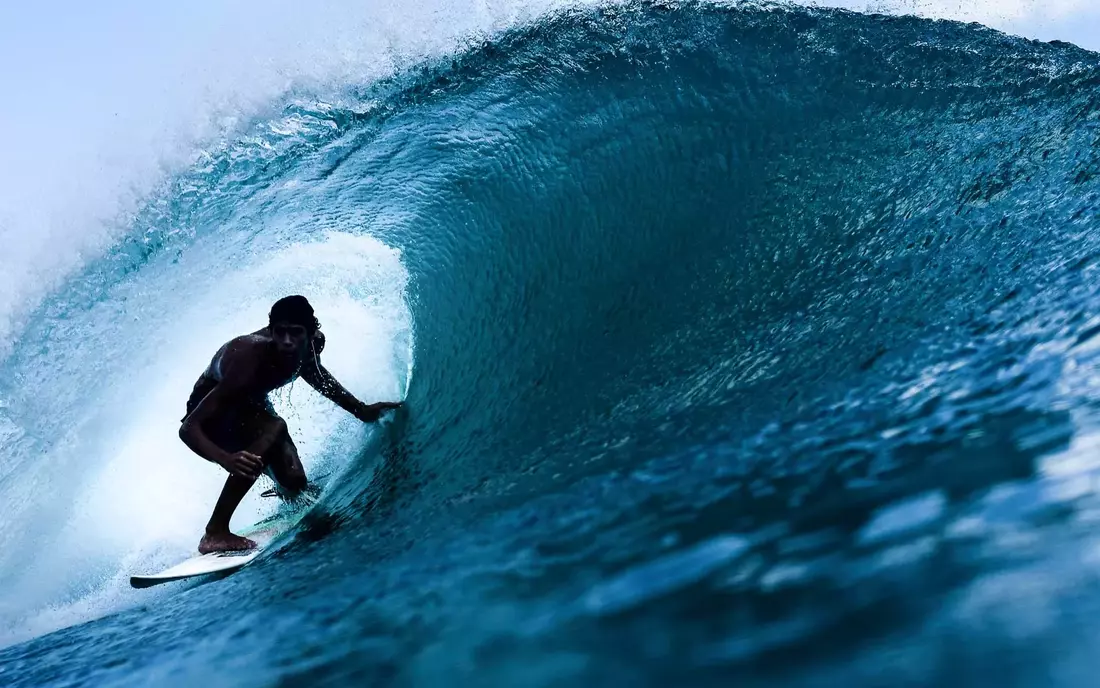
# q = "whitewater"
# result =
<box><xmin>5</xmin><ymin>1</ymin><xmax>1100</xmax><ymax>685</ymax></box>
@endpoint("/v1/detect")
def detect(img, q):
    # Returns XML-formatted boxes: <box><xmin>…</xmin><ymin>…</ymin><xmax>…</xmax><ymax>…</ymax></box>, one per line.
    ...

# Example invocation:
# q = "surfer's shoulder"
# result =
<box><xmin>242</xmin><ymin>332</ymin><xmax>272</xmax><ymax>345</ymax></box>
<box><xmin>215</xmin><ymin>334</ymin><xmax>268</xmax><ymax>373</ymax></box>
<box><xmin>221</xmin><ymin>333</ymin><xmax>267</xmax><ymax>354</ymax></box>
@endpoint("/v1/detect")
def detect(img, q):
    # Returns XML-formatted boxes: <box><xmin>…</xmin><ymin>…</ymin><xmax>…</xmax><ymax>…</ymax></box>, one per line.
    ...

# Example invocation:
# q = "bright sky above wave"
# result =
<box><xmin>818</xmin><ymin>0</ymin><xmax>1100</xmax><ymax>47</ymax></box>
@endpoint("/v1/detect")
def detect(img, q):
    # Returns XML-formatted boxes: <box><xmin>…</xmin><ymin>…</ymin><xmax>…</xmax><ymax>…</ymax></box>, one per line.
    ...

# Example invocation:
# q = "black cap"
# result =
<box><xmin>269</xmin><ymin>295</ymin><xmax>319</xmax><ymax>334</ymax></box>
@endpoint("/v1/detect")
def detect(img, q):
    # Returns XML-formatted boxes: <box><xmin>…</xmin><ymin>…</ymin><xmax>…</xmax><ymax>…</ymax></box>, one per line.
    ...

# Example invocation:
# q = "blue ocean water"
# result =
<box><xmin>4</xmin><ymin>2</ymin><xmax>1100</xmax><ymax>685</ymax></box>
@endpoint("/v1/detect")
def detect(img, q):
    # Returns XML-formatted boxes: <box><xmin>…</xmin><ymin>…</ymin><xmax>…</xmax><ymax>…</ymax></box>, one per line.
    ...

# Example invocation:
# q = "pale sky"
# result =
<box><xmin>820</xmin><ymin>0</ymin><xmax>1100</xmax><ymax>46</ymax></box>
<box><xmin>0</xmin><ymin>0</ymin><xmax>1097</xmax><ymax>343</ymax></box>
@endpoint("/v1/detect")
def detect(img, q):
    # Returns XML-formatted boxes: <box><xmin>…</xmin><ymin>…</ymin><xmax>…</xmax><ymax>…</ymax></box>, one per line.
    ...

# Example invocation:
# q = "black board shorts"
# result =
<box><xmin>181</xmin><ymin>375</ymin><xmax>277</xmax><ymax>453</ymax></box>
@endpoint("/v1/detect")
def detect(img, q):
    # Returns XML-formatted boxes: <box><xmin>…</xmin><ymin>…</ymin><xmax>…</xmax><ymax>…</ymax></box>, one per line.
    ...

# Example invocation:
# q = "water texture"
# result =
<box><xmin>4</xmin><ymin>3</ymin><xmax>1100</xmax><ymax>686</ymax></box>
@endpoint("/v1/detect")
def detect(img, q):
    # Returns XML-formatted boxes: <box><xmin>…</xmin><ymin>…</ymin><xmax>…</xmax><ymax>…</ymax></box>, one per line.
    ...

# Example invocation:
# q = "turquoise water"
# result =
<box><xmin>4</xmin><ymin>3</ymin><xmax>1100</xmax><ymax>685</ymax></box>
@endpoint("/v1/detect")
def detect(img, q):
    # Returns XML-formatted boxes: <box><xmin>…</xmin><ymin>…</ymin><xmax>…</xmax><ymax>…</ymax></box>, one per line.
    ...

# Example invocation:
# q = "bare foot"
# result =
<box><xmin>198</xmin><ymin>531</ymin><xmax>257</xmax><ymax>554</ymax></box>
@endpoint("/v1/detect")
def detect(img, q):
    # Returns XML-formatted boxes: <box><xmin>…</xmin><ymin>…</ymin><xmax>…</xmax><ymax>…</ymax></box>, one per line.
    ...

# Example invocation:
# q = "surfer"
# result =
<box><xmin>179</xmin><ymin>295</ymin><xmax>402</xmax><ymax>553</ymax></box>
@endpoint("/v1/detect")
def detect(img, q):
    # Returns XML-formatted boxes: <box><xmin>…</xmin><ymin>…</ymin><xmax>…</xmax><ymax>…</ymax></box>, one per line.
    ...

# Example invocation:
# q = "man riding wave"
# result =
<box><xmin>179</xmin><ymin>295</ymin><xmax>402</xmax><ymax>553</ymax></box>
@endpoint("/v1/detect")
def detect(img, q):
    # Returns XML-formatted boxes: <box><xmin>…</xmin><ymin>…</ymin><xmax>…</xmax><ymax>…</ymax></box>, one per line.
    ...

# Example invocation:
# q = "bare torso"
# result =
<box><xmin>192</xmin><ymin>329</ymin><xmax>326</xmax><ymax>403</ymax></box>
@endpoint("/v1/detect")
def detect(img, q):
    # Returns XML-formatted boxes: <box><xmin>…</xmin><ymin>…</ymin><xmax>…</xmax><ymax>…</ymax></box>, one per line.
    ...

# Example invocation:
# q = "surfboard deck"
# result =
<box><xmin>129</xmin><ymin>510</ymin><xmax>303</xmax><ymax>589</ymax></box>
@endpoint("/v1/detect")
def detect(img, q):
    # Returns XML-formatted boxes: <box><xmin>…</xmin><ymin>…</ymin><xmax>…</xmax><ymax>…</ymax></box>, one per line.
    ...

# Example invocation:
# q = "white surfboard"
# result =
<box><xmin>129</xmin><ymin>510</ymin><xmax>304</xmax><ymax>589</ymax></box>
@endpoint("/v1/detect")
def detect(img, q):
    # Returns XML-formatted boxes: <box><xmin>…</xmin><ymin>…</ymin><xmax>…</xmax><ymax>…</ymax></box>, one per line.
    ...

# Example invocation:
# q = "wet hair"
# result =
<box><xmin>269</xmin><ymin>295</ymin><xmax>320</xmax><ymax>335</ymax></box>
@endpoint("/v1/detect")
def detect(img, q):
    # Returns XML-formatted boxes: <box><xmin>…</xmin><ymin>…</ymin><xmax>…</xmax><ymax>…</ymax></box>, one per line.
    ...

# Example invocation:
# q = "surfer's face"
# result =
<box><xmin>271</xmin><ymin>321</ymin><xmax>310</xmax><ymax>358</ymax></box>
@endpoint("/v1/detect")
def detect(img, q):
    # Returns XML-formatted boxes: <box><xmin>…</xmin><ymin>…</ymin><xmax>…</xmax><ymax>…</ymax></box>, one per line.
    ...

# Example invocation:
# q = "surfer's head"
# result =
<box><xmin>268</xmin><ymin>295</ymin><xmax>319</xmax><ymax>357</ymax></box>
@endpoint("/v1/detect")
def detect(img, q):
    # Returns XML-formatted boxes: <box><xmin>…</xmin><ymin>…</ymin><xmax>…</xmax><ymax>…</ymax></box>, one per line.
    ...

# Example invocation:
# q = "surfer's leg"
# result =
<box><xmin>197</xmin><ymin>406</ymin><xmax>283</xmax><ymax>554</ymax></box>
<box><xmin>200</xmin><ymin>475</ymin><xmax>259</xmax><ymax>553</ymax></box>
<box><xmin>266</xmin><ymin>431</ymin><xmax>308</xmax><ymax>498</ymax></box>
<box><xmin>235</xmin><ymin>407</ymin><xmax>306</xmax><ymax>497</ymax></box>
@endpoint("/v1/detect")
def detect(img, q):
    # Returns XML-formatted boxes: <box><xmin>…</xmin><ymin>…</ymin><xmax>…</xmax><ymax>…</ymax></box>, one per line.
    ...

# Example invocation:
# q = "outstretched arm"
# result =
<box><xmin>302</xmin><ymin>356</ymin><xmax>402</xmax><ymax>423</ymax></box>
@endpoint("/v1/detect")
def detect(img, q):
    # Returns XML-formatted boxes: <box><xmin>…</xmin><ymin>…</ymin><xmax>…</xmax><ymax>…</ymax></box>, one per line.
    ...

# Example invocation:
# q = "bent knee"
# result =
<box><xmin>282</xmin><ymin>469</ymin><xmax>308</xmax><ymax>493</ymax></box>
<box><xmin>268</xmin><ymin>415</ymin><xmax>288</xmax><ymax>438</ymax></box>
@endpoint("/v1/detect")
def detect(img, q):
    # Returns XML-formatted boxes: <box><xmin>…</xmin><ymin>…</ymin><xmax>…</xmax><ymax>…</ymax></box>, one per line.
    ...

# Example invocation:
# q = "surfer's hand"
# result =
<box><xmin>354</xmin><ymin>401</ymin><xmax>402</xmax><ymax>423</ymax></box>
<box><xmin>221</xmin><ymin>451</ymin><xmax>263</xmax><ymax>479</ymax></box>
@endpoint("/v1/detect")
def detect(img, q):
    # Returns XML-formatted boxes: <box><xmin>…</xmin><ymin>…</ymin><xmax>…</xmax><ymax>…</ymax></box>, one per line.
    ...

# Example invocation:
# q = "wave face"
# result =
<box><xmin>5</xmin><ymin>2</ymin><xmax>1100</xmax><ymax>685</ymax></box>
